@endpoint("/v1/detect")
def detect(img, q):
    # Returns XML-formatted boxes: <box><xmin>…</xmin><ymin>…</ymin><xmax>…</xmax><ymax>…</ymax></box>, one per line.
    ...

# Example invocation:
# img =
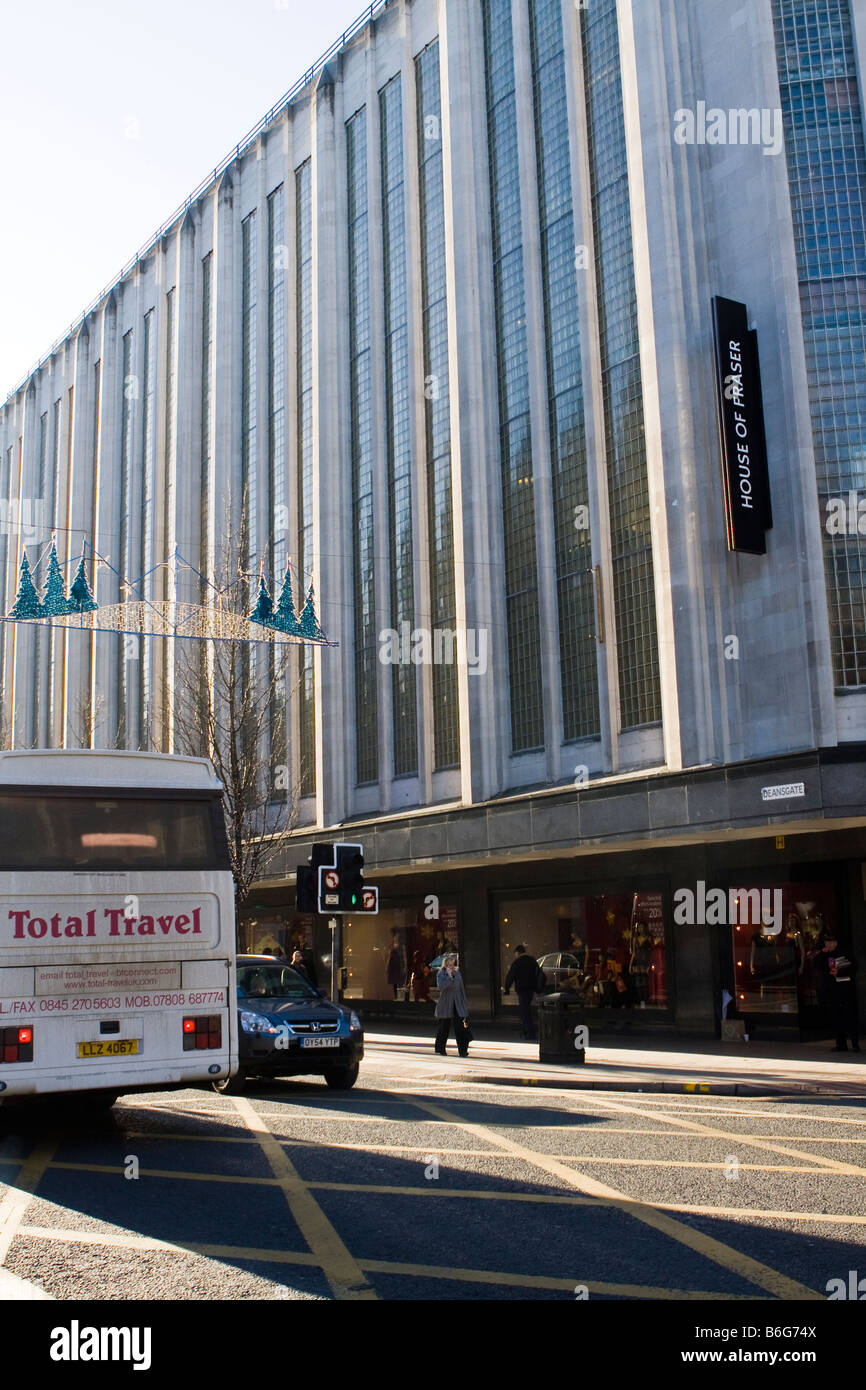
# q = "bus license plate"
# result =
<box><xmin>301</xmin><ymin>1037</ymin><xmax>339</xmax><ymax>1048</ymax></box>
<box><xmin>77</xmin><ymin>1040</ymin><xmax>139</xmax><ymax>1058</ymax></box>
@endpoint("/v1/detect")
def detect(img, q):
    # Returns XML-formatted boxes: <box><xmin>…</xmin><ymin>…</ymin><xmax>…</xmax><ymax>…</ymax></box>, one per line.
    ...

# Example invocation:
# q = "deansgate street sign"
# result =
<box><xmin>761</xmin><ymin>783</ymin><xmax>805</xmax><ymax>801</ymax></box>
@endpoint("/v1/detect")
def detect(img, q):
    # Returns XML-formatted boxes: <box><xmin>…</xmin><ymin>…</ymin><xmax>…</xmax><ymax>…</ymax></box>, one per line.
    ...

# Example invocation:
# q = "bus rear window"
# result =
<box><xmin>0</xmin><ymin>796</ymin><xmax>225</xmax><ymax>871</ymax></box>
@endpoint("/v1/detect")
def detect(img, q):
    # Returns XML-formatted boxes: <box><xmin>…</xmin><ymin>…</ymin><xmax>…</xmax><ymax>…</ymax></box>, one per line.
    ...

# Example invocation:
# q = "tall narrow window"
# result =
<box><xmin>772</xmin><ymin>0</ymin><xmax>866</xmax><ymax>686</ymax></box>
<box><xmin>268</xmin><ymin>186</ymin><xmax>287</xmax><ymax>769</ymax></box>
<box><xmin>161</xmin><ymin>289</ymin><xmax>176</xmax><ymax>751</ymax></box>
<box><xmin>380</xmin><ymin>75</ymin><xmax>418</xmax><ymax>776</ymax></box>
<box><xmin>163</xmin><ymin>289</ymin><xmax>176</xmax><ymax>552</ymax></box>
<box><xmin>530</xmin><ymin>0</ymin><xmax>600</xmax><ymax>742</ymax></box>
<box><xmin>482</xmin><ymin>0</ymin><xmax>545</xmax><ymax>753</ymax></box>
<box><xmin>581</xmin><ymin>0</ymin><xmax>661</xmax><ymax>729</ymax></box>
<box><xmin>417</xmin><ymin>41</ymin><xmax>459</xmax><ymax>771</ymax></box>
<box><xmin>48</xmin><ymin>397</ymin><xmax>62</xmax><ymax>746</ymax></box>
<box><xmin>119</xmin><ymin>332</ymin><xmax>134</xmax><ymax>747</ymax></box>
<box><xmin>296</xmin><ymin>161</ymin><xmax>316</xmax><ymax>797</ymax></box>
<box><xmin>242</xmin><ymin>212</ymin><xmax>258</xmax><ymax>564</ymax></box>
<box><xmin>35</xmin><ymin>411</ymin><xmax>49</xmax><ymax>746</ymax></box>
<box><xmin>347</xmin><ymin>110</ymin><xmax>379</xmax><ymax>785</ymax></box>
<box><xmin>83</xmin><ymin>359</ymin><xmax>101</xmax><ymax>748</ymax></box>
<box><xmin>200</xmin><ymin>255</ymin><xmax>213</xmax><ymax>592</ymax></box>
<box><xmin>140</xmin><ymin>309</ymin><xmax>156</xmax><ymax>746</ymax></box>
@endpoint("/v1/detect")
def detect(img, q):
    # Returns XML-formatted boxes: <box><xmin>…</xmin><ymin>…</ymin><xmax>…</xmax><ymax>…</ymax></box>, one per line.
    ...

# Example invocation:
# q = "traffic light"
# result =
<box><xmin>295</xmin><ymin>866</ymin><xmax>316</xmax><ymax>913</ymax></box>
<box><xmin>338</xmin><ymin>846</ymin><xmax>364</xmax><ymax>913</ymax></box>
<box><xmin>295</xmin><ymin>844</ymin><xmax>335</xmax><ymax>914</ymax></box>
<box><xmin>313</xmin><ymin>842</ymin><xmax>379</xmax><ymax>914</ymax></box>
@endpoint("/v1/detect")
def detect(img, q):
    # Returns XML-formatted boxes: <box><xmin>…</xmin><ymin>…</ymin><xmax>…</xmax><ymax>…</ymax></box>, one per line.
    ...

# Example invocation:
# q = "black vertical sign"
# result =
<box><xmin>711</xmin><ymin>296</ymin><xmax>772</xmax><ymax>554</ymax></box>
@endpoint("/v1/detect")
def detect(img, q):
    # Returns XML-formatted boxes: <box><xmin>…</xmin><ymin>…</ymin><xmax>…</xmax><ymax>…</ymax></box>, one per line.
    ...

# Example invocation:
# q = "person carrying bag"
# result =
<box><xmin>434</xmin><ymin>953</ymin><xmax>471</xmax><ymax>1057</ymax></box>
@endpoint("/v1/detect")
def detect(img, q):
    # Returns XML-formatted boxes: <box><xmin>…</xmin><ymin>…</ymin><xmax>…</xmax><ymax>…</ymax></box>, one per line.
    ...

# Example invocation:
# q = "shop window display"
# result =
<box><xmin>238</xmin><ymin>910</ymin><xmax>313</xmax><ymax>962</ymax></box>
<box><xmin>238</xmin><ymin>904</ymin><xmax>458</xmax><ymax>1004</ymax></box>
<box><xmin>342</xmin><ymin>905</ymin><xmax>459</xmax><ymax>1002</ymax></box>
<box><xmin>730</xmin><ymin>883</ymin><xmax>837</xmax><ymax>1016</ymax></box>
<box><xmin>236</xmin><ymin>910</ymin><xmax>321</xmax><ymax>989</ymax></box>
<box><xmin>499</xmin><ymin>890</ymin><xmax>668</xmax><ymax>1009</ymax></box>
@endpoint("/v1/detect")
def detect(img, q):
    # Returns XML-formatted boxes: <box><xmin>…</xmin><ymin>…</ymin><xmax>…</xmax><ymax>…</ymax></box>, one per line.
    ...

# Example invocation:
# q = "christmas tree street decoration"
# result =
<box><xmin>249</xmin><ymin>573</ymin><xmax>275</xmax><ymax>628</ymax></box>
<box><xmin>272</xmin><ymin>560</ymin><xmax>302</xmax><ymax>636</ymax></box>
<box><xmin>41</xmin><ymin>539</ymin><xmax>74</xmax><ymax>616</ymax></box>
<box><xmin>3</xmin><ymin>543</ymin><xmax>336</xmax><ymax>649</ymax></box>
<box><xmin>9</xmin><ymin>553</ymin><xmax>44</xmax><ymax>619</ymax></box>
<box><xmin>298</xmin><ymin>579</ymin><xmax>325</xmax><ymax>640</ymax></box>
<box><xmin>67</xmin><ymin>553</ymin><xmax>98</xmax><ymax>613</ymax></box>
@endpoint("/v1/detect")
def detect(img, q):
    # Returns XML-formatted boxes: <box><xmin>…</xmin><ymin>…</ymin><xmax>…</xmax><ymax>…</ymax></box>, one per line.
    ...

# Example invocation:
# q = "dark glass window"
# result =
<box><xmin>380</xmin><ymin>75</ymin><xmax>419</xmax><ymax>775</ymax></box>
<box><xmin>0</xmin><ymin>795</ymin><xmax>225</xmax><ymax>871</ymax></box>
<box><xmin>530</xmin><ymin>0</ymin><xmax>600</xmax><ymax>741</ymax></box>
<box><xmin>772</xmin><ymin>0</ymin><xmax>866</xmax><ymax>686</ymax></box>
<box><xmin>347</xmin><ymin>109</ymin><xmax>380</xmax><ymax>785</ymax></box>
<box><xmin>581</xmin><ymin>0</ymin><xmax>662</xmax><ymax>729</ymax></box>
<box><xmin>417</xmin><ymin>41</ymin><xmax>460</xmax><ymax>771</ymax></box>
<box><xmin>482</xmin><ymin>0</ymin><xmax>545</xmax><ymax>753</ymax></box>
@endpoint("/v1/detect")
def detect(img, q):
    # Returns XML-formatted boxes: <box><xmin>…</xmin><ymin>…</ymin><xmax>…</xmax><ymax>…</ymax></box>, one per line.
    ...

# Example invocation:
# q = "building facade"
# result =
<box><xmin>1</xmin><ymin>0</ymin><xmax>866</xmax><ymax>1036</ymax></box>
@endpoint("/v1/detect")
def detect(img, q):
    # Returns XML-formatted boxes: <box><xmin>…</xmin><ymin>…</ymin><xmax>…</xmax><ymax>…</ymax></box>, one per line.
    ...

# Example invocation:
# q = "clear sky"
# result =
<box><xmin>0</xmin><ymin>0</ymin><xmax>368</xmax><ymax>400</ymax></box>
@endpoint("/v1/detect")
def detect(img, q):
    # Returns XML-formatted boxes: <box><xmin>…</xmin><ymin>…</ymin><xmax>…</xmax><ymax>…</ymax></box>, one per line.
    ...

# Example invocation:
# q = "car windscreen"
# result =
<box><xmin>237</xmin><ymin>964</ymin><xmax>318</xmax><ymax>1001</ymax></box>
<box><xmin>0</xmin><ymin>794</ymin><xmax>223</xmax><ymax>871</ymax></box>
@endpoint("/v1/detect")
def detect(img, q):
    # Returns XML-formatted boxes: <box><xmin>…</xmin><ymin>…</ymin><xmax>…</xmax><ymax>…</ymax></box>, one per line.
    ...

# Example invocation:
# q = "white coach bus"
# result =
<box><xmin>0</xmin><ymin>749</ymin><xmax>238</xmax><ymax>1107</ymax></box>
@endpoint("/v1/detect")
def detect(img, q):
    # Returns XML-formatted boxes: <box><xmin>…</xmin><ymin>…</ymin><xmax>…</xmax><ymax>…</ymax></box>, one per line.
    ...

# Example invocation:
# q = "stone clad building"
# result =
<box><xmin>1</xmin><ymin>0</ymin><xmax>865</xmax><ymax>1035</ymax></box>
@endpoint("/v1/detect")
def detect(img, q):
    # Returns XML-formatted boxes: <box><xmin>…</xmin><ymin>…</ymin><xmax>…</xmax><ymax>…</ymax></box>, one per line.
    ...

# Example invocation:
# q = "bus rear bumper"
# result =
<box><xmin>0</xmin><ymin>1060</ymin><xmax>237</xmax><ymax>1100</ymax></box>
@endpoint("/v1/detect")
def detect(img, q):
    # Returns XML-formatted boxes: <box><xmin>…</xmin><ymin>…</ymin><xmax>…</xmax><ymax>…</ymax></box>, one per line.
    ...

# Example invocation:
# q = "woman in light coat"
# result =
<box><xmin>434</xmin><ymin>952</ymin><xmax>470</xmax><ymax>1056</ymax></box>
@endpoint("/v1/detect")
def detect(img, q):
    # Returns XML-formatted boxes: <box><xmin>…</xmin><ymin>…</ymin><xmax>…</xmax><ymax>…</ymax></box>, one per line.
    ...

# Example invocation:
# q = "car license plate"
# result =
<box><xmin>301</xmin><ymin>1037</ymin><xmax>339</xmax><ymax>1048</ymax></box>
<box><xmin>77</xmin><ymin>1040</ymin><xmax>139</xmax><ymax>1058</ymax></box>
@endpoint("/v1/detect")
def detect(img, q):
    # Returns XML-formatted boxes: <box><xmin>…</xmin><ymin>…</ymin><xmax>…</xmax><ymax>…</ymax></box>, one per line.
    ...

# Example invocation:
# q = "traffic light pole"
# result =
<box><xmin>329</xmin><ymin>916</ymin><xmax>340</xmax><ymax>1004</ymax></box>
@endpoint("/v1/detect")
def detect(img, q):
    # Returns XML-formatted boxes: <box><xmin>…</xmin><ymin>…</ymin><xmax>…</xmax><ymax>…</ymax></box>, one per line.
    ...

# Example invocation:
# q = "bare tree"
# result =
<box><xmin>171</xmin><ymin>525</ymin><xmax>305</xmax><ymax>905</ymax></box>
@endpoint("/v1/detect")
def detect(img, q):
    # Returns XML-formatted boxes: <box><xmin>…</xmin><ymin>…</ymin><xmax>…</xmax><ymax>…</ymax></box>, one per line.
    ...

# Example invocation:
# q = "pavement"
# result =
<box><xmin>0</xmin><ymin>1268</ymin><xmax>53</xmax><ymax>1299</ymax></box>
<box><xmin>363</xmin><ymin>1023</ymin><xmax>866</xmax><ymax>1097</ymax></box>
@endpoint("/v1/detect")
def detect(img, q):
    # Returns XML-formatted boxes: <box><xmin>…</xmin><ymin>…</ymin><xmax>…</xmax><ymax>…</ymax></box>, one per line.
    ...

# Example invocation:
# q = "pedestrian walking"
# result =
<box><xmin>813</xmin><ymin>933</ymin><xmax>860</xmax><ymax>1052</ymax></box>
<box><xmin>434</xmin><ymin>953</ymin><xmax>471</xmax><ymax>1056</ymax></box>
<box><xmin>504</xmin><ymin>943</ymin><xmax>542</xmax><ymax>1039</ymax></box>
<box><xmin>290</xmin><ymin>949</ymin><xmax>315</xmax><ymax>986</ymax></box>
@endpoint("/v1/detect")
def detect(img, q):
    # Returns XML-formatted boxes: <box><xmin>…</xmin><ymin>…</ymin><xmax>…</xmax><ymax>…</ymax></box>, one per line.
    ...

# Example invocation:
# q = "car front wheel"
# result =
<box><xmin>324</xmin><ymin>1061</ymin><xmax>360</xmax><ymax>1090</ymax></box>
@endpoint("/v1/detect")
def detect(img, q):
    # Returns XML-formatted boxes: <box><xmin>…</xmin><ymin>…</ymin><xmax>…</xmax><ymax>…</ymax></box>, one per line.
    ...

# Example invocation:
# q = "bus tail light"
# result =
<box><xmin>2</xmin><ymin>1025</ymin><xmax>34</xmax><ymax>1062</ymax></box>
<box><xmin>182</xmin><ymin>1016</ymin><xmax>222</xmax><ymax>1051</ymax></box>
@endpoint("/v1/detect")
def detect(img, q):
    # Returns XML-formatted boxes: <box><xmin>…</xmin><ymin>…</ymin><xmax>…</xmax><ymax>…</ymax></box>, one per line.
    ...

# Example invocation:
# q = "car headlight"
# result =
<box><xmin>240</xmin><ymin>1010</ymin><xmax>278</xmax><ymax>1035</ymax></box>
<box><xmin>349</xmin><ymin>1011</ymin><xmax>362</xmax><ymax>1032</ymax></box>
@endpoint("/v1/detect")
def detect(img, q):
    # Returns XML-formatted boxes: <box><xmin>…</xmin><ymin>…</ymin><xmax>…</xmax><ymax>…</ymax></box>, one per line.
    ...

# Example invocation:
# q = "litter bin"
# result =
<box><xmin>538</xmin><ymin>993</ymin><xmax>587</xmax><ymax>1064</ymax></box>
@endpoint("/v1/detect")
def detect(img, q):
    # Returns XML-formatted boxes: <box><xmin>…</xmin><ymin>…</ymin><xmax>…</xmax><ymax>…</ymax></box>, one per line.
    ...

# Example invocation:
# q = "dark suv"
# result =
<box><xmin>214</xmin><ymin>955</ymin><xmax>364</xmax><ymax>1094</ymax></box>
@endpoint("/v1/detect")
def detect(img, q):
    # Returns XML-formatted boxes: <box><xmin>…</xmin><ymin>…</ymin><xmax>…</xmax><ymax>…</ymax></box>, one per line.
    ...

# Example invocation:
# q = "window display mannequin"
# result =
<box><xmin>629</xmin><ymin>925</ymin><xmax>652</xmax><ymax>1005</ymax></box>
<box><xmin>648</xmin><ymin>930</ymin><xmax>666</xmax><ymax>1007</ymax></box>
<box><xmin>386</xmin><ymin>933</ymin><xmax>404</xmax><ymax>999</ymax></box>
<box><xmin>749</xmin><ymin>918</ymin><xmax>800</xmax><ymax>1005</ymax></box>
<box><xmin>569</xmin><ymin>935</ymin><xmax>587</xmax><ymax>971</ymax></box>
<box><xmin>410</xmin><ymin>949</ymin><xmax>431</xmax><ymax>1002</ymax></box>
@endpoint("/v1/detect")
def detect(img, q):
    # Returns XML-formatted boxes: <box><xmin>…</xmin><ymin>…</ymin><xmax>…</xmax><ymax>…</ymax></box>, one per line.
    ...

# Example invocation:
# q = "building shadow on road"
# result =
<box><xmin>0</xmin><ymin>1083</ymin><xmax>863</xmax><ymax>1301</ymax></box>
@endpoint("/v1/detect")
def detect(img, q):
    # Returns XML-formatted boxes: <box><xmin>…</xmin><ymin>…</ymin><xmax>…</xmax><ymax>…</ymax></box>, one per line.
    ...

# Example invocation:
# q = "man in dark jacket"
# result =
<box><xmin>504</xmin><ymin>944</ymin><xmax>541</xmax><ymax>1040</ymax></box>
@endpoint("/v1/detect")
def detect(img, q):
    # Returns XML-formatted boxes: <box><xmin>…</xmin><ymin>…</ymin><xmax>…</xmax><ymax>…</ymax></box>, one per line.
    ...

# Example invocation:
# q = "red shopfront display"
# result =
<box><xmin>730</xmin><ymin>882</ymin><xmax>836</xmax><ymax>1016</ymax></box>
